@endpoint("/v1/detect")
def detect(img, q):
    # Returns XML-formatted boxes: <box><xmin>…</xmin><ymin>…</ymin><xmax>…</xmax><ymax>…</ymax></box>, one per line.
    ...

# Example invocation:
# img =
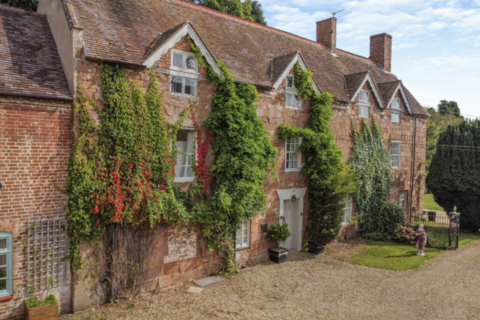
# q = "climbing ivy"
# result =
<box><xmin>278</xmin><ymin>62</ymin><xmax>356</xmax><ymax>246</ymax></box>
<box><xmin>66</xmin><ymin>66</ymin><xmax>190</xmax><ymax>269</ymax></box>
<box><xmin>349</xmin><ymin>120</ymin><xmax>405</xmax><ymax>238</ymax></box>
<box><xmin>190</xmin><ymin>52</ymin><xmax>278</xmax><ymax>273</ymax></box>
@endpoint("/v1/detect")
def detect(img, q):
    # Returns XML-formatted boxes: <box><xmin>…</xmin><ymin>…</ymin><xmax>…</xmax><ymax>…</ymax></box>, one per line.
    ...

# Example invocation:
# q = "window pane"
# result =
<box><xmin>287</xmin><ymin>76</ymin><xmax>294</xmax><ymax>88</ymax></box>
<box><xmin>235</xmin><ymin>229</ymin><xmax>241</xmax><ymax>247</ymax></box>
<box><xmin>0</xmin><ymin>239</ymin><xmax>5</xmax><ymax>250</ymax></box>
<box><xmin>359</xmin><ymin>90</ymin><xmax>369</xmax><ymax>102</ymax></box>
<box><xmin>175</xmin><ymin>131</ymin><xmax>194</xmax><ymax>178</ymax></box>
<box><xmin>295</xmin><ymin>96</ymin><xmax>302</xmax><ymax>109</ymax></box>
<box><xmin>286</xmin><ymin>94</ymin><xmax>293</xmax><ymax>107</ymax></box>
<box><xmin>171</xmin><ymin>77</ymin><xmax>183</xmax><ymax>93</ymax></box>
<box><xmin>172</xmin><ymin>52</ymin><xmax>183</xmax><ymax>68</ymax></box>
<box><xmin>392</xmin><ymin>112</ymin><xmax>400</xmax><ymax>123</ymax></box>
<box><xmin>186</xmin><ymin>56</ymin><xmax>197</xmax><ymax>71</ymax></box>
<box><xmin>360</xmin><ymin>106</ymin><xmax>369</xmax><ymax>117</ymax></box>
<box><xmin>0</xmin><ymin>255</ymin><xmax>5</xmax><ymax>266</ymax></box>
<box><xmin>184</xmin><ymin>78</ymin><xmax>197</xmax><ymax>96</ymax></box>
<box><xmin>0</xmin><ymin>267</ymin><xmax>5</xmax><ymax>278</ymax></box>
<box><xmin>0</xmin><ymin>279</ymin><xmax>5</xmax><ymax>291</ymax></box>
<box><xmin>392</xmin><ymin>98</ymin><xmax>400</xmax><ymax>109</ymax></box>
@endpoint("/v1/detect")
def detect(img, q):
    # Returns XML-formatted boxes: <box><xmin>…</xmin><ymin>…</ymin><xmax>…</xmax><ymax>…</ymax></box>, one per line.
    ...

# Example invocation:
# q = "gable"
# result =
<box><xmin>271</xmin><ymin>52</ymin><xmax>320</xmax><ymax>94</ymax></box>
<box><xmin>351</xmin><ymin>73</ymin><xmax>385</xmax><ymax>108</ymax></box>
<box><xmin>142</xmin><ymin>22</ymin><xmax>221</xmax><ymax>76</ymax></box>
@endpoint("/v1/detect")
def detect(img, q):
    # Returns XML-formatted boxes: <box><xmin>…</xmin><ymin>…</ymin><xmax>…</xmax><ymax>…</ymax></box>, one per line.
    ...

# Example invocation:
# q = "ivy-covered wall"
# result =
<box><xmin>71</xmin><ymin>34</ymin><xmax>427</xmax><ymax>312</ymax></box>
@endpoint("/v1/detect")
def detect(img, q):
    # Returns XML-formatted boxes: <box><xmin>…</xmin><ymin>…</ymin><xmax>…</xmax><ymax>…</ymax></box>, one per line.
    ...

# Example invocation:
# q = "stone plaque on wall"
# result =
<box><xmin>164</xmin><ymin>227</ymin><xmax>197</xmax><ymax>263</ymax></box>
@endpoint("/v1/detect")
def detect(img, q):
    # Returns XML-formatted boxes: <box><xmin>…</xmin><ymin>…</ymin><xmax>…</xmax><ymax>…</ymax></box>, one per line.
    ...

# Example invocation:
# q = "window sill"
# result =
<box><xmin>169</xmin><ymin>92</ymin><xmax>198</xmax><ymax>98</ymax></box>
<box><xmin>235</xmin><ymin>246</ymin><xmax>251</xmax><ymax>251</ymax></box>
<box><xmin>0</xmin><ymin>295</ymin><xmax>13</xmax><ymax>302</ymax></box>
<box><xmin>359</xmin><ymin>115</ymin><xmax>369</xmax><ymax>118</ymax></box>
<box><xmin>174</xmin><ymin>177</ymin><xmax>195</xmax><ymax>183</ymax></box>
<box><xmin>286</xmin><ymin>106</ymin><xmax>302</xmax><ymax>110</ymax></box>
<box><xmin>285</xmin><ymin>169</ymin><xmax>301</xmax><ymax>172</ymax></box>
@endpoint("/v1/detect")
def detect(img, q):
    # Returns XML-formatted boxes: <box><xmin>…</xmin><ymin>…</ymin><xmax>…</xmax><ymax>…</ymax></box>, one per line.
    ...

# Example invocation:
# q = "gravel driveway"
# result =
<box><xmin>63</xmin><ymin>239</ymin><xmax>480</xmax><ymax>320</ymax></box>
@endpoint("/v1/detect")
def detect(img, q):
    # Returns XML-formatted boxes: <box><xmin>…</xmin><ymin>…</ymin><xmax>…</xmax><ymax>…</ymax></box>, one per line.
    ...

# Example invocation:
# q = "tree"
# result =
<box><xmin>438</xmin><ymin>100</ymin><xmax>461</xmax><ymax>118</ymax></box>
<box><xmin>0</xmin><ymin>0</ymin><xmax>38</xmax><ymax>11</ymax></box>
<box><xmin>425</xmin><ymin>107</ymin><xmax>463</xmax><ymax>168</ymax></box>
<box><xmin>426</xmin><ymin>120</ymin><xmax>480</xmax><ymax>231</ymax></box>
<box><xmin>186</xmin><ymin>0</ymin><xmax>267</xmax><ymax>25</ymax></box>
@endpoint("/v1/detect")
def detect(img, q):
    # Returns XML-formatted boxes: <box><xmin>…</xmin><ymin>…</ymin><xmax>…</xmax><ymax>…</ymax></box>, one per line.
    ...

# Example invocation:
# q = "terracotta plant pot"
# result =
<box><xmin>307</xmin><ymin>241</ymin><xmax>326</xmax><ymax>254</ymax></box>
<box><xmin>268</xmin><ymin>247</ymin><xmax>288</xmax><ymax>264</ymax></box>
<box><xmin>25</xmin><ymin>302</ymin><xmax>59</xmax><ymax>320</ymax></box>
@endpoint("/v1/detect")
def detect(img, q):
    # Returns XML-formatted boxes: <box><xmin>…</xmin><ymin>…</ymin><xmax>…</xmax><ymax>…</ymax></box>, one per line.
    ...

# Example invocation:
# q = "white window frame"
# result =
<box><xmin>342</xmin><ymin>195</ymin><xmax>353</xmax><ymax>225</ymax></box>
<box><xmin>285</xmin><ymin>75</ymin><xmax>302</xmax><ymax>110</ymax></box>
<box><xmin>174</xmin><ymin>129</ymin><xmax>196</xmax><ymax>183</ymax></box>
<box><xmin>391</xmin><ymin>97</ymin><xmax>401</xmax><ymax>123</ymax></box>
<box><xmin>235</xmin><ymin>220</ymin><xmax>250</xmax><ymax>249</ymax></box>
<box><xmin>0</xmin><ymin>232</ymin><xmax>13</xmax><ymax>298</ymax></box>
<box><xmin>391</xmin><ymin>141</ymin><xmax>401</xmax><ymax>169</ymax></box>
<box><xmin>170</xmin><ymin>49</ymin><xmax>199</xmax><ymax>96</ymax></box>
<box><xmin>285</xmin><ymin>137</ymin><xmax>302</xmax><ymax>172</ymax></box>
<box><xmin>399</xmin><ymin>191</ymin><xmax>408</xmax><ymax>211</ymax></box>
<box><xmin>358</xmin><ymin>90</ymin><xmax>370</xmax><ymax>118</ymax></box>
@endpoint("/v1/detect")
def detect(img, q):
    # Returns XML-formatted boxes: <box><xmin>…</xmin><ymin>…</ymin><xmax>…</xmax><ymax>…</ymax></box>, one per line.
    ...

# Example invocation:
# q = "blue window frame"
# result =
<box><xmin>0</xmin><ymin>232</ymin><xmax>13</xmax><ymax>298</ymax></box>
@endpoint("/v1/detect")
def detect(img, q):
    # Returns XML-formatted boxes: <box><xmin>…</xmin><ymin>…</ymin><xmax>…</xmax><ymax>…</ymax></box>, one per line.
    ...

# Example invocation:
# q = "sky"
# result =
<box><xmin>257</xmin><ymin>0</ymin><xmax>480</xmax><ymax>117</ymax></box>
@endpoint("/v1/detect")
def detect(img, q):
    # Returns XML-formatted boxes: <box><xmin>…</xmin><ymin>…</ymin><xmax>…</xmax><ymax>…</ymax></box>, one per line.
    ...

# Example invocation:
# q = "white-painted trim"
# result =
<box><xmin>352</xmin><ymin>73</ymin><xmax>385</xmax><ymax>109</ymax></box>
<box><xmin>173</xmin><ymin>128</ymin><xmax>197</xmax><ymax>183</ymax></box>
<box><xmin>143</xmin><ymin>23</ymin><xmax>222</xmax><ymax>76</ymax></box>
<box><xmin>284</xmin><ymin>138</ymin><xmax>302</xmax><ymax>172</ymax></box>
<box><xmin>277</xmin><ymin>188</ymin><xmax>307</xmax><ymax>251</ymax></box>
<box><xmin>386</xmin><ymin>84</ymin><xmax>413</xmax><ymax>114</ymax></box>
<box><xmin>390</xmin><ymin>140</ymin><xmax>401</xmax><ymax>169</ymax></box>
<box><xmin>272</xmin><ymin>53</ymin><xmax>320</xmax><ymax>94</ymax></box>
<box><xmin>277</xmin><ymin>188</ymin><xmax>307</xmax><ymax>219</ymax></box>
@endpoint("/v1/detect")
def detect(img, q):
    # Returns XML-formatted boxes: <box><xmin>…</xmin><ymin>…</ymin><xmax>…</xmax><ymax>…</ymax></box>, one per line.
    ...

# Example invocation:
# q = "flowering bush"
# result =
<box><xmin>393</xmin><ymin>224</ymin><xmax>416</xmax><ymax>245</ymax></box>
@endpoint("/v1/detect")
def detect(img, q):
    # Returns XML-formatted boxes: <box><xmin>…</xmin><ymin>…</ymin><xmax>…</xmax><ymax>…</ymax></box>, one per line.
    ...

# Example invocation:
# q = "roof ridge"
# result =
<box><xmin>169</xmin><ymin>0</ymin><xmax>329</xmax><ymax>50</ymax></box>
<box><xmin>0</xmin><ymin>4</ymin><xmax>46</xmax><ymax>16</ymax></box>
<box><xmin>378</xmin><ymin>80</ymin><xmax>401</xmax><ymax>85</ymax></box>
<box><xmin>345</xmin><ymin>71</ymin><xmax>369</xmax><ymax>77</ymax></box>
<box><xmin>336</xmin><ymin>48</ymin><xmax>373</xmax><ymax>63</ymax></box>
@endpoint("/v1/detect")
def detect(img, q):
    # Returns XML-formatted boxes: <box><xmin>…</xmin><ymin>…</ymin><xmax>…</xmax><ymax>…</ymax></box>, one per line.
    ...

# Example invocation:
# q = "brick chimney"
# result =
<box><xmin>316</xmin><ymin>17</ymin><xmax>337</xmax><ymax>53</ymax></box>
<box><xmin>369</xmin><ymin>33</ymin><xmax>392</xmax><ymax>72</ymax></box>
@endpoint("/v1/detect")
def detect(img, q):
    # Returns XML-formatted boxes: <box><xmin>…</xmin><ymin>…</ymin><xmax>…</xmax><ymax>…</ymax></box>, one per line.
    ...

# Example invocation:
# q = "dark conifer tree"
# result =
<box><xmin>427</xmin><ymin>120</ymin><xmax>480</xmax><ymax>231</ymax></box>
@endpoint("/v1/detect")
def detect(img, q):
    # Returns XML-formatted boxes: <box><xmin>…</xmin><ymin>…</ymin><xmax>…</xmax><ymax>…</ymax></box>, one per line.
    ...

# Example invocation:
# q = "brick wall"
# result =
<box><xmin>71</xmin><ymin>33</ymin><xmax>426</xmax><ymax>309</ymax></box>
<box><xmin>0</xmin><ymin>96</ymin><xmax>72</xmax><ymax>320</ymax></box>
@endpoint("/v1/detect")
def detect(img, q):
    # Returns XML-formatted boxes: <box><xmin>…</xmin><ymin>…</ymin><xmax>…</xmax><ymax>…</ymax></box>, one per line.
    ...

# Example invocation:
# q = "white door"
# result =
<box><xmin>281</xmin><ymin>199</ymin><xmax>302</xmax><ymax>251</ymax></box>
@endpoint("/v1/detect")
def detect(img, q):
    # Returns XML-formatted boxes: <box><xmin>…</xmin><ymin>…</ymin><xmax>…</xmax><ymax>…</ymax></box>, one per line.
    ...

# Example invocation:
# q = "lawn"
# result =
<box><xmin>424</xmin><ymin>193</ymin><xmax>444</xmax><ymax>211</ymax></box>
<box><xmin>354</xmin><ymin>241</ymin><xmax>444</xmax><ymax>270</ymax></box>
<box><xmin>355</xmin><ymin>233</ymin><xmax>478</xmax><ymax>270</ymax></box>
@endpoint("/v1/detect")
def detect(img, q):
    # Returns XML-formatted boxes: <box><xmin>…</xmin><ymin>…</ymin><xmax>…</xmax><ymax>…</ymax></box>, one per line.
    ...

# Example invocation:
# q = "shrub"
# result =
<box><xmin>25</xmin><ymin>295</ymin><xmax>57</xmax><ymax>308</ymax></box>
<box><xmin>267</xmin><ymin>223</ymin><xmax>291</xmax><ymax>248</ymax></box>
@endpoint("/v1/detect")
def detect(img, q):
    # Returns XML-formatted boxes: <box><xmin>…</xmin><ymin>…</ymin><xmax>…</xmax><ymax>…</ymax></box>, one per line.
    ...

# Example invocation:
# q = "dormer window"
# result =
<box><xmin>170</xmin><ymin>50</ymin><xmax>199</xmax><ymax>96</ymax></box>
<box><xmin>391</xmin><ymin>97</ymin><xmax>400</xmax><ymax>123</ymax></box>
<box><xmin>358</xmin><ymin>90</ymin><xmax>370</xmax><ymax>118</ymax></box>
<box><xmin>285</xmin><ymin>75</ymin><xmax>302</xmax><ymax>109</ymax></box>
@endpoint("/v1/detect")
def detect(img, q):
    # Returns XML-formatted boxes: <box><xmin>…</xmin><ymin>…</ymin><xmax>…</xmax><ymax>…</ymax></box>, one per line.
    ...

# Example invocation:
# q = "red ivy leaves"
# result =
<box><xmin>192</xmin><ymin>110</ymin><xmax>212</xmax><ymax>194</ymax></box>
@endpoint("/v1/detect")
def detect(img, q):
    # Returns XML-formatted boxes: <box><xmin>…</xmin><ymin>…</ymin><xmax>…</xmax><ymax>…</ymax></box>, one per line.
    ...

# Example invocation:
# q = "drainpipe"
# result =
<box><xmin>110</xmin><ymin>63</ymin><xmax>119</xmax><ymax>302</ymax></box>
<box><xmin>409</xmin><ymin>115</ymin><xmax>419</xmax><ymax>221</ymax></box>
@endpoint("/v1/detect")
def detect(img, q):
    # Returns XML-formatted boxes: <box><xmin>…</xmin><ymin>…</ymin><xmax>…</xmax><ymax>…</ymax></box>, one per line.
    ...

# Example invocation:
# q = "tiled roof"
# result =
<box><xmin>270</xmin><ymin>52</ymin><xmax>298</xmax><ymax>85</ymax></box>
<box><xmin>66</xmin><ymin>0</ymin><xmax>426</xmax><ymax>115</ymax></box>
<box><xmin>378</xmin><ymin>80</ymin><xmax>401</xmax><ymax>106</ymax></box>
<box><xmin>344</xmin><ymin>72</ymin><xmax>368</xmax><ymax>100</ymax></box>
<box><xmin>0</xmin><ymin>6</ymin><xmax>71</xmax><ymax>100</ymax></box>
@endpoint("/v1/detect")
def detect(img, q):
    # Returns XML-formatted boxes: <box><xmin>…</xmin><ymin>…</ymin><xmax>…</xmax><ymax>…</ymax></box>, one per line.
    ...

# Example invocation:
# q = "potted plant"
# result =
<box><xmin>24</xmin><ymin>294</ymin><xmax>58</xmax><ymax>320</ymax></box>
<box><xmin>267</xmin><ymin>223</ymin><xmax>291</xmax><ymax>263</ymax></box>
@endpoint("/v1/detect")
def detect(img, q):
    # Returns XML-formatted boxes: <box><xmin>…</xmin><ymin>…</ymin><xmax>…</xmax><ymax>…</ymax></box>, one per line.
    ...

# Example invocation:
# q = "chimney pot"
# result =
<box><xmin>316</xmin><ymin>17</ymin><xmax>337</xmax><ymax>53</ymax></box>
<box><xmin>369</xmin><ymin>33</ymin><xmax>392</xmax><ymax>72</ymax></box>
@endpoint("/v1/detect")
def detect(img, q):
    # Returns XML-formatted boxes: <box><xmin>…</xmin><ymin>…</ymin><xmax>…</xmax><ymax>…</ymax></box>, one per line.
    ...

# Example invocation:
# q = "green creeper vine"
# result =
<box><xmin>278</xmin><ymin>62</ymin><xmax>356</xmax><ymax>246</ymax></box>
<box><xmin>349</xmin><ymin>120</ymin><xmax>405</xmax><ymax>239</ymax></box>
<box><xmin>192</xmin><ymin>46</ymin><xmax>278</xmax><ymax>273</ymax></box>
<box><xmin>66</xmin><ymin>67</ymin><xmax>190</xmax><ymax>269</ymax></box>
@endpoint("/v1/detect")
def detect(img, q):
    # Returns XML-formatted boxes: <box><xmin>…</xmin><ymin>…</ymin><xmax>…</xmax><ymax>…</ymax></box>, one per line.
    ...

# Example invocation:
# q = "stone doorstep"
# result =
<box><xmin>193</xmin><ymin>276</ymin><xmax>224</xmax><ymax>288</ymax></box>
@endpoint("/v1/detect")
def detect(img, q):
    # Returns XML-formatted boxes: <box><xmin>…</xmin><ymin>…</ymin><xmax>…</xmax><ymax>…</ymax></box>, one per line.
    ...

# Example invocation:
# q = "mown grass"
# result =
<box><xmin>355</xmin><ymin>232</ymin><xmax>478</xmax><ymax>270</ymax></box>
<box><xmin>424</xmin><ymin>193</ymin><xmax>444</xmax><ymax>211</ymax></box>
<box><xmin>354</xmin><ymin>241</ymin><xmax>444</xmax><ymax>270</ymax></box>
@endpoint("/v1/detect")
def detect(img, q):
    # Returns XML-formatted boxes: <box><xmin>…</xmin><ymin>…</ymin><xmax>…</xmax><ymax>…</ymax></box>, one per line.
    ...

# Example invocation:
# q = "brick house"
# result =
<box><xmin>0</xmin><ymin>6</ymin><xmax>73</xmax><ymax>320</ymax></box>
<box><xmin>0</xmin><ymin>0</ymin><xmax>428</xmax><ymax>318</ymax></box>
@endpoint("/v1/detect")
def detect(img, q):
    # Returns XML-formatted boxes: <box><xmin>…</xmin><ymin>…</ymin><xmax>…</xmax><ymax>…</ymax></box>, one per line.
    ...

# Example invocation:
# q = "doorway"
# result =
<box><xmin>280</xmin><ymin>199</ymin><xmax>302</xmax><ymax>251</ymax></box>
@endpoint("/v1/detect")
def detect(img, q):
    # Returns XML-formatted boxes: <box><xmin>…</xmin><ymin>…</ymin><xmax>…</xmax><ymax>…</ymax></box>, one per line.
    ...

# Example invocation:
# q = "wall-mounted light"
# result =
<box><xmin>291</xmin><ymin>194</ymin><xmax>297</xmax><ymax>203</ymax></box>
